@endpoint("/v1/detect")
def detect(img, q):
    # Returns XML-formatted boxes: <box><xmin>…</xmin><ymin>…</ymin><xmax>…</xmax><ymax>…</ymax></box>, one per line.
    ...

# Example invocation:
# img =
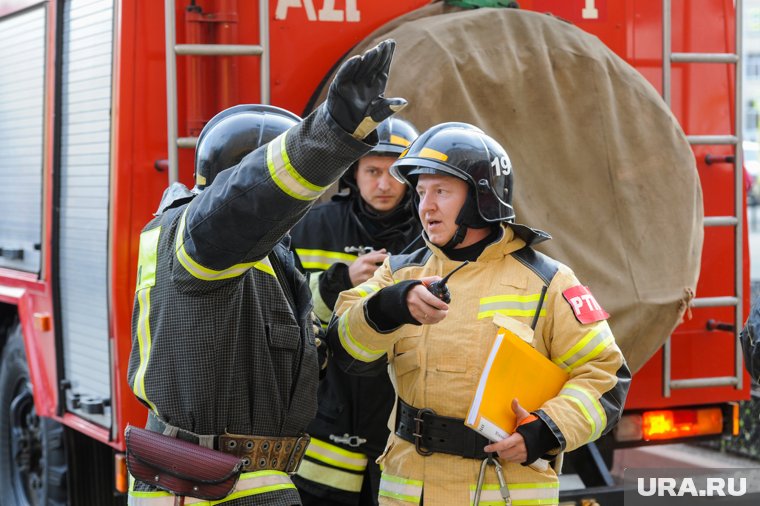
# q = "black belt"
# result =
<box><xmin>395</xmin><ymin>398</ymin><xmax>489</xmax><ymax>459</ymax></box>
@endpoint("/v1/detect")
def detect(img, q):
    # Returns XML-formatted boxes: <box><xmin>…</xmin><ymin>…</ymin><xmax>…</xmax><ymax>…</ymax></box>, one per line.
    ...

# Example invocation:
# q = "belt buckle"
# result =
<box><xmin>412</xmin><ymin>407</ymin><xmax>436</xmax><ymax>456</ymax></box>
<box><xmin>284</xmin><ymin>434</ymin><xmax>311</xmax><ymax>475</ymax></box>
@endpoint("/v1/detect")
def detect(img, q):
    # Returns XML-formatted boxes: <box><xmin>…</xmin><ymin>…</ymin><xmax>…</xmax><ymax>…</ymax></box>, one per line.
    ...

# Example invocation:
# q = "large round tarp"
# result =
<box><xmin>312</xmin><ymin>3</ymin><xmax>703</xmax><ymax>372</ymax></box>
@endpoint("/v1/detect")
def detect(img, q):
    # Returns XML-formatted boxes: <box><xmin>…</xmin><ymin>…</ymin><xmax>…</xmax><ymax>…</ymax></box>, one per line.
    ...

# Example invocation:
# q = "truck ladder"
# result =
<box><xmin>662</xmin><ymin>0</ymin><xmax>744</xmax><ymax>396</ymax></box>
<box><xmin>164</xmin><ymin>0</ymin><xmax>271</xmax><ymax>184</ymax></box>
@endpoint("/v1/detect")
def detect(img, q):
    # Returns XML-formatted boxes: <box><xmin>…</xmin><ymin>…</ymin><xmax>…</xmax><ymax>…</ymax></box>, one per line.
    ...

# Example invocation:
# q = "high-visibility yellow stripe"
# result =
<box><xmin>469</xmin><ymin>481</ymin><xmax>559</xmax><ymax>506</ymax></box>
<box><xmin>478</xmin><ymin>293</ymin><xmax>547</xmax><ymax>320</ymax></box>
<box><xmin>136</xmin><ymin>227</ymin><xmax>161</xmax><ymax>291</ymax></box>
<box><xmin>308</xmin><ymin>272</ymin><xmax>333</xmax><ymax>323</ymax></box>
<box><xmin>379</xmin><ymin>473</ymin><xmax>423</xmax><ymax>504</ymax></box>
<box><xmin>553</xmin><ymin>324</ymin><xmax>613</xmax><ymax>371</ymax></box>
<box><xmin>355</xmin><ymin>282</ymin><xmax>380</xmax><ymax>297</ymax></box>
<box><xmin>565</xmin><ymin>335</ymin><xmax>614</xmax><ymax>371</ymax></box>
<box><xmin>185</xmin><ymin>471</ymin><xmax>295</xmax><ymax>505</ymax></box>
<box><xmin>560</xmin><ymin>394</ymin><xmax>597</xmax><ymax>443</ymax></box>
<box><xmin>478</xmin><ymin>308</ymin><xmax>547</xmax><ymax>319</ymax></box>
<box><xmin>337</xmin><ymin>309</ymin><xmax>386</xmax><ymax>362</ymax></box>
<box><xmin>133</xmin><ymin>289</ymin><xmax>157</xmax><ymax>413</ymax></box>
<box><xmin>267</xmin><ymin>132</ymin><xmax>326</xmax><ymax>201</ymax></box>
<box><xmin>480</xmin><ymin>294</ymin><xmax>543</xmax><ymax>304</ymax></box>
<box><xmin>174</xmin><ymin>209</ymin><xmax>275</xmax><ymax>281</ymax></box>
<box><xmin>297</xmin><ymin>459</ymin><xmax>364</xmax><ymax>492</ymax></box>
<box><xmin>305</xmin><ymin>438</ymin><xmax>368</xmax><ymax>471</ymax></box>
<box><xmin>419</xmin><ymin>147</ymin><xmax>448</xmax><ymax>162</ymax></box>
<box><xmin>390</xmin><ymin>134</ymin><xmax>412</xmax><ymax>147</ymax></box>
<box><xmin>560</xmin><ymin>384</ymin><xmax>606</xmax><ymax>441</ymax></box>
<box><xmin>296</xmin><ymin>248</ymin><xmax>357</xmax><ymax>264</ymax></box>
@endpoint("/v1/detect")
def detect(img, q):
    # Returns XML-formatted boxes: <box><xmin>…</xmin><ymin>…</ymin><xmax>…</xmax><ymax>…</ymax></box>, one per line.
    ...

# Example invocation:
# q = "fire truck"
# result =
<box><xmin>0</xmin><ymin>0</ymin><xmax>749</xmax><ymax>504</ymax></box>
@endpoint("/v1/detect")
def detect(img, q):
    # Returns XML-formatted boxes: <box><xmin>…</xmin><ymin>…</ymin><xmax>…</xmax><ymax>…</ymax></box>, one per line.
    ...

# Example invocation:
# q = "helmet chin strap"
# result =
<box><xmin>441</xmin><ymin>190</ymin><xmax>489</xmax><ymax>249</ymax></box>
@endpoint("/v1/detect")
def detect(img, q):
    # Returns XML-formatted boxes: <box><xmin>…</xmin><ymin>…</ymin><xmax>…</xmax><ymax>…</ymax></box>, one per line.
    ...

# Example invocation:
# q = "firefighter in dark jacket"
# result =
<box><xmin>126</xmin><ymin>40</ymin><xmax>407</xmax><ymax>506</ymax></box>
<box><xmin>289</xmin><ymin>117</ymin><xmax>420</xmax><ymax>505</ymax></box>
<box><xmin>741</xmin><ymin>301</ymin><xmax>760</xmax><ymax>383</ymax></box>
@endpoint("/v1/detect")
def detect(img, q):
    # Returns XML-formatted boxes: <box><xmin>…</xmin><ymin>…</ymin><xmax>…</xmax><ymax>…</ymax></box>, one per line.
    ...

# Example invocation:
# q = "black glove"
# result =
<box><xmin>326</xmin><ymin>39</ymin><xmax>408</xmax><ymax>140</ymax></box>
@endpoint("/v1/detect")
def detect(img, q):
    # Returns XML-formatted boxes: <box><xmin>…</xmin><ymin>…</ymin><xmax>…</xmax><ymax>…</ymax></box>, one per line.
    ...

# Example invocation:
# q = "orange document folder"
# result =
<box><xmin>465</xmin><ymin>314</ymin><xmax>569</xmax><ymax>442</ymax></box>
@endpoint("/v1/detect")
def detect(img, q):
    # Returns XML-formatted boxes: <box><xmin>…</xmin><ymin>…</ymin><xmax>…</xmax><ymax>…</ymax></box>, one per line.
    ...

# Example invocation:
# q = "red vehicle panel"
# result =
<box><xmin>0</xmin><ymin>0</ymin><xmax>749</xmax><ymax>501</ymax></box>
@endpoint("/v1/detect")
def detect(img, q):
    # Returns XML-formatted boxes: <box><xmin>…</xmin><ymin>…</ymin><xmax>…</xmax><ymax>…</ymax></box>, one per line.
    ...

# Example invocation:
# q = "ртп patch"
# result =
<box><xmin>562</xmin><ymin>285</ymin><xmax>609</xmax><ymax>324</ymax></box>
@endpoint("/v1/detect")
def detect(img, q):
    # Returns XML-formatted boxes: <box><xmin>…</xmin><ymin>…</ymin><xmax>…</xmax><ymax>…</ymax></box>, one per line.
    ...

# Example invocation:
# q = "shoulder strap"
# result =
<box><xmin>511</xmin><ymin>246</ymin><xmax>560</xmax><ymax>285</ymax></box>
<box><xmin>389</xmin><ymin>247</ymin><xmax>433</xmax><ymax>273</ymax></box>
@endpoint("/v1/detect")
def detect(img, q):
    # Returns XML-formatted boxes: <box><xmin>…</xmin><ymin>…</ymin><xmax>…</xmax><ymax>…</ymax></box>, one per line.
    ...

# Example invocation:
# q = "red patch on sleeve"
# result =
<box><xmin>562</xmin><ymin>285</ymin><xmax>610</xmax><ymax>324</ymax></box>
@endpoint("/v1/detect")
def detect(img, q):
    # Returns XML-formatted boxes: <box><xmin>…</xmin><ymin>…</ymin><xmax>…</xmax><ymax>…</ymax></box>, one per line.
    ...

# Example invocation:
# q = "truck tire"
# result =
<box><xmin>0</xmin><ymin>324</ymin><xmax>68</xmax><ymax>506</ymax></box>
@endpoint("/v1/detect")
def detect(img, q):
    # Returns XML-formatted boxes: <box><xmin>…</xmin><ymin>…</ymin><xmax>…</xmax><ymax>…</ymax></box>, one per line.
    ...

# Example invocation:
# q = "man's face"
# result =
<box><xmin>416</xmin><ymin>173</ymin><xmax>468</xmax><ymax>246</ymax></box>
<box><xmin>355</xmin><ymin>155</ymin><xmax>407</xmax><ymax>213</ymax></box>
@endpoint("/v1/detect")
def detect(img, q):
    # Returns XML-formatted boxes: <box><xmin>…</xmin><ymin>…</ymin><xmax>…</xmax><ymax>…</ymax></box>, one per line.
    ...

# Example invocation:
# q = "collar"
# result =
<box><xmin>424</xmin><ymin>225</ymin><xmax>528</xmax><ymax>262</ymax></box>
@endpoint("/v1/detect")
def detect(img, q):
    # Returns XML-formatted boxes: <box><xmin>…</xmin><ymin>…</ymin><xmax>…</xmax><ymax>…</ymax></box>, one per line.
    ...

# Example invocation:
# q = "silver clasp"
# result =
<box><xmin>473</xmin><ymin>455</ymin><xmax>511</xmax><ymax>506</ymax></box>
<box><xmin>329</xmin><ymin>433</ymin><xmax>367</xmax><ymax>448</ymax></box>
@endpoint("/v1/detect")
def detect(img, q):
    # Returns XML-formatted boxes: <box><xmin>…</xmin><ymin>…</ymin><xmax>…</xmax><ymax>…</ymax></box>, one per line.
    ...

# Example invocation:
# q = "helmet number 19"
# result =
<box><xmin>491</xmin><ymin>156</ymin><xmax>511</xmax><ymax>176</ymax></box>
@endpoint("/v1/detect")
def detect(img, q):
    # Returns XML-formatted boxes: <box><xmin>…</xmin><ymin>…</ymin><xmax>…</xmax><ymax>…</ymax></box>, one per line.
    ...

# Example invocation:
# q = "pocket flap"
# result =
<box><xmin>267</xmin><ymin>323</ymin><xmax>300</xmax><ymax>350</ymax></box>
<box><xmin>393</xmin><ymin>349</ymin><xmax>421</xmax><ymax>377</ymax></box>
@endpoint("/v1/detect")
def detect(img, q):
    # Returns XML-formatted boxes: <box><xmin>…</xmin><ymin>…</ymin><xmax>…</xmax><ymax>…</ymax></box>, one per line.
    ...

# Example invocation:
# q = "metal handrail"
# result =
<box><xmin>662</xmin><ymin>0</ymin><xmax>744</xmax><ymax>397</ymax></box>
<box><xmin>164</xmin><ymin>1</ymin><xmax>271</xmax><ymax>183</ymax></box>
<box><xmin>175</xmin><ymin>44</ymin><xmax>263</xmax><ymax>56</ymax></box>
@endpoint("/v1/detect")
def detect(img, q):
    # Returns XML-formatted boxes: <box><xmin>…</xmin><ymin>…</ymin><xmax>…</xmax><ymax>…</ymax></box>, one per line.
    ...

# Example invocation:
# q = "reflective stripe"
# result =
<box><xmin>477</xmin><ymin>294</ymin><xmax>547</xmax><ymax>320</ymax></box>
<box><xmin>136</xmin><ymin>227</ymin><xmax>161</xmax><ymax>291</ymax></box>
<box><xmin>308</xmin><ymin>272</ymin><xmax>333</xmax><ymax>323</ymax></box>
<box><xmin>175</xmin><ymin>209</ymin><xmax>275</xmax><ymax>281</ymax></box>
<box><xmin>305</xmin><ymin>437</ymin><xmax>368</xmax><ymax>472</ymax></box>
<box><xmin>132</xmin><ymin>288</ymin><xmax>157</xmax><ymax>412</ymax></box>
<box><xmin>379</xmin><ymin>473</ymin><xmax>423</xmax><ymax>504</ymax></box>
<box><xmin>337</xmin><ymin>309</ymin><xmax>386</xmax><ymax>362</ymax></box>
<box><xmin>552</xmin><ymin>324</ymin><xmax>613</xmax><ymax>371</ymax></box>
<box><xmin>355</xmin><ymin>282</ymin><xmax>381</xmax><ymax>297</ymax></box>
<box><xmin>295</xmin><ymin>248</ymin><xmax>356</xmax><ymax>270</ymax></box>
<box><xmin>267</xmin><ymin>131</ymin><xmax>326</xmax><ymax>200</ymax></box>
<box><xmin>297</xmin><ymin>459</ymin><xmax>364</xmax><ymax>492</ymax></box>
<box><xmin>560</xmin><ymin>384</ymin><xmax>606</xmax><ymax>442</ymax></box>
<box><xmin>128</xmin><ymin>474</ymin><xmax>173</xmax><ymax>505</ymax></box>
<box><xmin>128</xmin><ymin>471</ymin><xmax>295</xmax><ymax>505</ymax></box>
<box><xmin>469</xmin><ymin>482</ymin><xmax>559</xmax><ymax>506</ymax></box>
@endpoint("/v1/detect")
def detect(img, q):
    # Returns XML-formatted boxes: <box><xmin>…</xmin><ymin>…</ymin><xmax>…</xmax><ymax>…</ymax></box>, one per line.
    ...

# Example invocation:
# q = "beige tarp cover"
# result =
<box><xmin>315</xmin><ymin>3</ymin><xmax>703</xmax><ymax>372</ymax></box>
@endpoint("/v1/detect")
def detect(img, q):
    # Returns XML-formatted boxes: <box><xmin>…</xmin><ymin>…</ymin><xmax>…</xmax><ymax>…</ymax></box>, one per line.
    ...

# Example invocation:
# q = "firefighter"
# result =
<box><xmin>289</xmin><ymin>117</ymin><xmax>420</xmax><ymax>505</ymax></box>
<box><xmin>325</xmin><ymin>123</ymin><xmax>631</xmax><ymax>505</ymax></box>
<box><xmin>740</xmin><ymin>302</ymin><xmax>760</xmax><ymax>382</ymax></box>
<box><xmin>126</xmin><ymin>40</ymin><xmax>407</xmax><ymax>505</ymax></box>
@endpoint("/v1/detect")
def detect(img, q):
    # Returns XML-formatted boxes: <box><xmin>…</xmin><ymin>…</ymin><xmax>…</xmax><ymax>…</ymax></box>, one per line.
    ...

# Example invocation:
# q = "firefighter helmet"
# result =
<box><xmin>194</xmin><ymin>104</ymin><xmax>301</xmax><ymax>191</ymax></box>
<box><xmin>340</xmin><ymin>117</ymin><xmax>419</xmax><ymax>193</ymax></box>
<box><xmin>390</xmin><ymin>122</ymin><xmax>515</xmax><ymax>223</ymax></box>
<box><xmin>391</xmin><ymin>122</ymin><xmax>550</xmax><ymax>246</ymax></box>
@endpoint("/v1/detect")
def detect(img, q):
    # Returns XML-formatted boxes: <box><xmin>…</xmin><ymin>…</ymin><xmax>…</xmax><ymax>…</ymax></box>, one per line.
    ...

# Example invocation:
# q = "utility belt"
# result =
<box><xmin>125</xmin><ymin>413</ymin><xmax>310</xmax><ymax>501</ymax></box>
<box><xmin>395</xmin><ymin>398</ymin><xmax>489</xmax><ymax>459</ymax></box>
<box><xmin>146</xmin><ymin>411</ymin><xmax>310</xmax><ymax>474</ymax></box>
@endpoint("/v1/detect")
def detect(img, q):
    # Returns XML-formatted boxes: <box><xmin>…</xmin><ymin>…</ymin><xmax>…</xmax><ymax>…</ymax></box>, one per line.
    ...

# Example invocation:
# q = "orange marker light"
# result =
<box><xmin>642</xmin><ymin>408</ymin><xmax>722</xmax><ymax>441</ymax></box>
<box><xmin>115</xmin><ymin>453</ymin><xmax>128</xmax><ymax>494</ymax></box>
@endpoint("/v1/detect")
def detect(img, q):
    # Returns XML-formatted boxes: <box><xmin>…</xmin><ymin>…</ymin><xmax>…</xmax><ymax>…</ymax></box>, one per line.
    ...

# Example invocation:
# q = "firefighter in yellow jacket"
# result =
<box><xmin>325</xmin><ymin>123</ymin><xmax>631</xmax><ymax>505</ymax></box>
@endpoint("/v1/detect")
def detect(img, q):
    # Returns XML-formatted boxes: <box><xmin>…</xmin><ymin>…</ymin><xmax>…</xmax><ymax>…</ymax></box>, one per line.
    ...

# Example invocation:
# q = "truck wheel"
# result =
<box><xmin>0</xmin><ymin>324</ymin><xmax>68</xmax><ymax>506</ymax></box>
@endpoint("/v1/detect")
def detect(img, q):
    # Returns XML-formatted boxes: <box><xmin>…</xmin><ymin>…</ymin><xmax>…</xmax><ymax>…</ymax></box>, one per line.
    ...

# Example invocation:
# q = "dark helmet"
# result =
<box><xmin>340</xmin><ymin>116</ymin><xmax>419</xmax><ymax>193</ymax></box>
<box><xmin>391</xmin><ymin>122</ymin><xmax>514</xmax><ymax>222</ymax></box>
<box><xmin>194</xmin><ymin>104</ymin><xmax>301</xmax><ymax>191</ymax></box>
<box><xmin>391</xmin><ymin>122</ymin><xmax>549</xmax><ymax>246</ymax></box>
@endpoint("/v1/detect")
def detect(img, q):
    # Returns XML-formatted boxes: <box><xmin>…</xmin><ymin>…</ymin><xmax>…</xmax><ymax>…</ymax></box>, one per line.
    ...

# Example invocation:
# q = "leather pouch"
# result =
<box><xmin>125</xmin><ymin>425</ymin><xmax>242</xmax><ymax>500</ymax></box>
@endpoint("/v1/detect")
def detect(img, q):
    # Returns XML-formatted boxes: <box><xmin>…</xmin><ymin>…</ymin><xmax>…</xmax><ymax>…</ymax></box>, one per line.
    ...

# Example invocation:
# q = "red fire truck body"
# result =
<box><xmin>0</xmin><ymin>0</ymin><xmax>749</xmax><ymax>503</ymax></box>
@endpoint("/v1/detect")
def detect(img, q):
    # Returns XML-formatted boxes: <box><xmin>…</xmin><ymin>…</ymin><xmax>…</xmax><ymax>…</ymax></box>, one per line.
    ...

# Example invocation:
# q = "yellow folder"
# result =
<box><xmin>465</xmin><ymin>314</ymin><xmax>569</xmax><ymax>442</ymax></box>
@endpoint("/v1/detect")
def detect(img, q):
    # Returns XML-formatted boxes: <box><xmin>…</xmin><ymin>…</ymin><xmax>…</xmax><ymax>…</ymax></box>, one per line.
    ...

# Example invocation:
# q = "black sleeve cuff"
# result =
<box><xmin>365</xmin><ymin>280</ymin><xmax>422</xmax><ymax>332</ymax></box>
<box><xmin>515</xmin><ymin>417</ymin><xmax>560</xmax><ymax>465</ymax></box>
<box><xmin>318</xmin><ymin>263</ymin><xmax>353</xmax><ymax>311</ymax></box>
